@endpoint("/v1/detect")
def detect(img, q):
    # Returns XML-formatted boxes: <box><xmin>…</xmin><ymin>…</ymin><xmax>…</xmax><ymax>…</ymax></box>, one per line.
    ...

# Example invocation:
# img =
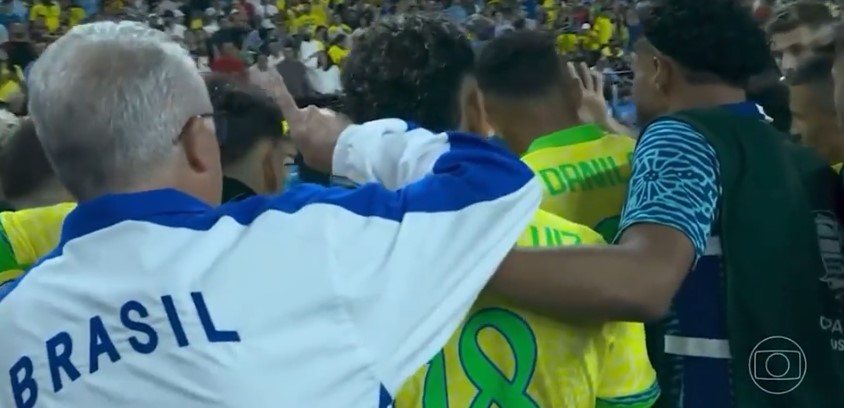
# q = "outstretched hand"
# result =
<box><xmin>270</xmin><ymin>75</ymin><xmax>351</xmax><ymax>174</ymax></box>
<box><xmin>568</xmin><ymin>61</ymin><xmax>609</xmax><ymax>124</ymax></box>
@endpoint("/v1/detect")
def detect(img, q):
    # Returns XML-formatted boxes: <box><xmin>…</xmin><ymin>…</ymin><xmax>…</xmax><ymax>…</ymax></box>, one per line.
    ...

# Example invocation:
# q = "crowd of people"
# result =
<box><xmin>0</xmin><ymin>0</ymin><xmax>637</xmax><ymax>109</ymax></box>
<box><xmin>3</xmin><ymin>0</ymin><xmax>844</xmax><ymax>407</ymax></box>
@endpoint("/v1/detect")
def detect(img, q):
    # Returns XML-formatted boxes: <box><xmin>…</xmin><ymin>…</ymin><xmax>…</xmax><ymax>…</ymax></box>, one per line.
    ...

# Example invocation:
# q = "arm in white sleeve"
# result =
<box><xmin>328</xmin><ymin>129</ymin><xmax>541</xmax><ymax>395</ymax></box>
<box><xmin>332</xmin><ymin>119</ymin><xmax>470</xmax><ymax>189</ymax></box>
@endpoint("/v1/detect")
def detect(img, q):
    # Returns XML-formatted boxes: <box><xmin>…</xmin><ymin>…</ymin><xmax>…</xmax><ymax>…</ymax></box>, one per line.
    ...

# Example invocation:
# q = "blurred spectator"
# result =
<box><xmin>306</xmin><ymin>50</ymin><xmax>340</xmax><ymax>94</ymax></box>
<box><xmin>249</xmin><ymin>43</ymin><xmax>286</xmax><ymax>94</ymax></box>
<box><xmin>4</xmin><ymin>22</ymin><xmax>37</xmax><ymax>71</ymax></box>
<box><xmin>768</xmin><ymin>1</ymin><xmax>835</xmax><ymax>75</ymax></box>
<box><xmin>326</xmin><ymin>31</ymin><xmax>348</xmax><ymax>65</ymax></box>
<box><xmin>0</xmin><ymin>0</ymin><xmax>22</xmax><ymax>28</ymax></box>
<box><xmin>210</xmin><ymin>41</ymin><xmax>247</xmax><ymax>77</ymax></box>
<box><xmin>299</xmin><ymin>25</ymin><xmax>323</xmax><ymax>66</ymax></box>
<box><xmin>276</xmin><ymin>38</ymin><xmax>312</xmax><ymax>98</ymax></box>
<box><xmin>161</xmin><ymin>9</ymin><xmax>186</xmax><ymax>39</ymax></box>
<box><xmin>0</xmin><ymin>51</ymin><xmax>23</xmax><ymax>103</ymax></box>
<box><xmin>29</xmin><ymin>0</ymin><xmax>60</xmax><ymax>32</ymax></box>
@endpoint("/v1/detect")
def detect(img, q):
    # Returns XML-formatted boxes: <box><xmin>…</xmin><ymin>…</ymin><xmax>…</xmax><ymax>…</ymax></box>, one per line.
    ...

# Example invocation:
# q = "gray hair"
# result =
<box><xmin>28</xmin><ymin>21</ymin><xmax>211</xmax><ymax>199</ymax></box>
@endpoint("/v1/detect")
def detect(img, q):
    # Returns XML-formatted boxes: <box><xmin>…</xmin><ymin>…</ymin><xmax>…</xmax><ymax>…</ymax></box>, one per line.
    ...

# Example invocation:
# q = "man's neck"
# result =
<box><xmin>503</xmin><ymin>114</ymin><xmax>583</xmax><ymax>156</ymax></box>
<box><xmin>668</xmin><ymin>83</ymin><xmax>747</xmax><ymax>112</ymax></box>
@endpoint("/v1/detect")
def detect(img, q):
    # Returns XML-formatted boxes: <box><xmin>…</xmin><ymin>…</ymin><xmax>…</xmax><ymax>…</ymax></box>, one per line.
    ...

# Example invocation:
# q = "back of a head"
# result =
<box><xmin>475</xmin><ymin>30</ymin><xmax>571</xmax><ymax>106</ymax></box>
<box><xmin>27</xmin><ymin>21</ymin><xmax>211</xmax><ymax>200</ymax></box>
<box><xmin>639</xmin><ymin>0</ymin><xmax>771</xmax><ymax>89</ymax></box>
<box><xmin>341</xmin><ymin>14</ymin><xmax>475</xmax><ymax>132</ymax></box>
<box><xmin>0</xmin><ymin>118</ymin><xmax>66</xmax><ymax>208</ymax></box>
<box><xmin>205</xmin><ymin>73</ymin><xmax>284</xmax><ymax>168</ymax></box>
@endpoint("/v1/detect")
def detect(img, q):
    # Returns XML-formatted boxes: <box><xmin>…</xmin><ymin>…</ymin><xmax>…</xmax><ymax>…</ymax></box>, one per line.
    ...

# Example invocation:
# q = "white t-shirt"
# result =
<box><xmin>203</xmin><ymin>22</ymin><xmax>219</xmax><ymax>34</ymax></box>
<box><xmin>299</xmin><ymin>40</ymin><xmax>322</xmax><ymax>68</ymax></box>
<box><xmin>267</xmin><ymin>53</ymin><xmax>284</xmax><ymax>67</ymax></box>
<box><xmin>0</xmin><ymin>119</ymin><xmax>540</xmax><ymax>408</ymax></box>
<box><xmin>307</xmin><ymin>65</ymin><xmax>342</xmax><ymax>95</ymax></box>
<box><xmin>166</xmin><ymin>23</ymin><xmax>187</xmax><ymax>40</ymax></box>
<box><xmin>196</xmin><ymin>56</ymin><xmax>211</xmax><ymax>73</ymax></box>
<box><xmin>255</xmin><ymin>3</ymin><xmax>278</xmax><ymax>17</ymax></box>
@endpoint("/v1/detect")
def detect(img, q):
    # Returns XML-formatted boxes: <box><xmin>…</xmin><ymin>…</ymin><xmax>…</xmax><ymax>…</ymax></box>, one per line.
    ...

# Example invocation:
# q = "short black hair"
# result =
<box><xmin>639</xmin><ymin>0</ymin><xmax>772</xmax><ymax>88</ymax></box>
<box><xmin>205</xmin><ymin>74</ymin><xmax>285</xmax><ymax>167</ymax></box>
<box><xmin>767</xmin><ymin>1</ymin><xmax>834</xmax><ymax>35</ymax></box>
<box><xmin>0</xmin><ymin>119</ymin><xmax>55</xmax><ymax>201</ymax></box>
<box><xmin>476</xmin><ymin>30</ymin><xmax>567</xmax><ymax>99</ymax></box>
<box><xmin>341</xmin><ymin>14</ymin><xmax>475</xmax><ymax>132</ymax></box>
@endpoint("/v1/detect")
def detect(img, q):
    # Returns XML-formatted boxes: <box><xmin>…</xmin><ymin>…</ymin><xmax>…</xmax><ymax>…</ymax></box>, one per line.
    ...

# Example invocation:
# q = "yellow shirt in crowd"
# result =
<box><xmin>327</xmin><ymin>44</ymin><xmax>348</xmax><ymax>65</ymax></box>
<box><xmin>521</xmin><ymin>123</ymin><xmax>634</xmax><ymax>242</ymax></box>
<box><xmin>29</xmin><ymin>1</ymin><xmax>60</xmax><ymax>31</ymax></box>
<box><xmin>0</xmin><ymin>65</ymin><xmax>23</xmax><ymax>103</ymax></box>
<box><xmin>68</xmin><ymin>6</ymin><xmax>85</xmax><ymax>27</ymax></box>
<box><xmin>396</xmin><ymin>210</ymin><xmax>659</xmax><ymax>408</ymax></box>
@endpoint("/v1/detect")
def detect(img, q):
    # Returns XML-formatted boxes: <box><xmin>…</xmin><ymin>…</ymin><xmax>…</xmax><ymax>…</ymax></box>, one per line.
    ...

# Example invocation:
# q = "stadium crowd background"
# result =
<box><xmin>0</xmin><ymin>0</ymin><xmax>641</xmax><ymax>120</ymax></box>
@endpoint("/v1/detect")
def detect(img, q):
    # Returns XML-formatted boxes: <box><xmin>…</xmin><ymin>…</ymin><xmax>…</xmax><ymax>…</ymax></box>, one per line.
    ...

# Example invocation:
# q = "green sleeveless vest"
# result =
<box><xmin>669</xmin><ymin>107</ymin><xmax>844</xmax><ymax>408</ymax></box>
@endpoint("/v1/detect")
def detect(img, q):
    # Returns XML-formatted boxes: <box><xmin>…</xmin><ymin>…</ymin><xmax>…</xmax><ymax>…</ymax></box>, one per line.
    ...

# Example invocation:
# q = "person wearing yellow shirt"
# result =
<box><xmin>0</xmin><ymin>203</ymin><xmax>74</xmax><ymax>286</ymax></box>
<box><xmin>327</xmin><ymin>12</ymin><xmax>351</xmax><ymax>36</ymax></box>
<box><xmin>332</xmin><ymin>17</ymin><xmax>658</xmax><ymax>408</ymax></box>
<box><xmin>0</xmin><ymin>61</ymin><xmax>23</xmax><ymax>103</ymax></box>
<box><xmin>67</xmin><ymin>2</ymin><xmax>85</xmax><ymax>26</ymax></box>
<box><xmin>0</xmin><ymin>118</ymin><xmax>75</xmax><ymax>287</ymax></box>
<box><xmin>327</xmin><ymin>32</ymin><xmax>349</xmax><ymax>66</ymax></box>
<box><xmin>591</xmin><ymin>12</ymin><xmax>614</xmax><ymax>48</ymax></box>
<box><xmin>556</xmin><ymin>30</ymin><xmax>578</xmax><ymax>54</ymax></box>
<box><xmin>29</xmin><ymin>0</ymin><xmax>60</xmax><ymax>32</ymax></box>
<box><xmin>293</xmin><ymin>1</ymin><xmax>326</xmax><ymax>30</ymax></box>
<box><xmin>397</xmin><ymin>210</ymin><xmax>659</xmax><ymax>408</ymax></box>
<box><xmin>477</xmin><ymin>30</ymin><xmax>634</xmax><ymax>242</ymax></box>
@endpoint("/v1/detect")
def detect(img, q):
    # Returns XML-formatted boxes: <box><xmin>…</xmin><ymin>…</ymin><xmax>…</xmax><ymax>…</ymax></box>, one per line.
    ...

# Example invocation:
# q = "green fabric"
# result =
<box><xmin>524</xmin><ymin>123</ymin><xmax>605</xmax><ymax>154</ymax></box>
<box><xmin>669</xmin><ymin>107</ymin><xmax>844</xmax><ymax>408</ymax></box>
<box><xmin>0</xmin><ymin>221</ymin><xmax>21</xmax><ymax>285</ymax></box>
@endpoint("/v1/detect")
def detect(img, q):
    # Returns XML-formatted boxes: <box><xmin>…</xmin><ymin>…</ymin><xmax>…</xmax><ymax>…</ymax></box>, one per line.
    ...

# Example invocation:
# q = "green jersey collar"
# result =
<box><xmin>524</xmin><ymin>124</ymin><xmax>605</xmax><ymax>155</ymax></box>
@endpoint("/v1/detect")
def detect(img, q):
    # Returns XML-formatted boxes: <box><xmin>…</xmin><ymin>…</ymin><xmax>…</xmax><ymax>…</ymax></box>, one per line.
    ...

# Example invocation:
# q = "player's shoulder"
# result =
<box><xmin>594</xmin><ymin>131</ymin><xmax>635</xmax><ymax>151</ymax></box>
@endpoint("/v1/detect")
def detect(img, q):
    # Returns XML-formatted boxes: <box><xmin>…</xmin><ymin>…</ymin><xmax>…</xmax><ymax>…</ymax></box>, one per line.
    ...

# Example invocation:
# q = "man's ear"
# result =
<box><xmin>460</xmin><ymin>78</ymin><xmax>488</xmax><ymax>136</ymax></box>
<box><xmin>180</xmin><ymin>116</ymin><xmax>218</xmax><ymax>175</ymax></box>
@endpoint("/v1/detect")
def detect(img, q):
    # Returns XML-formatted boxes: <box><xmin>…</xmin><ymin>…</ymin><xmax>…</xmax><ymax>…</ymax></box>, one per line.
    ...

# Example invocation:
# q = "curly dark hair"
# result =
<box><xmin>639</xmin><ymin>0</ymin><xmax>772</xmax><ymax>88</ymax></box>
<box><xmin>341</xmin><ymin>14</ymin><xmax>475</xmax><ymax>132</ymax></box>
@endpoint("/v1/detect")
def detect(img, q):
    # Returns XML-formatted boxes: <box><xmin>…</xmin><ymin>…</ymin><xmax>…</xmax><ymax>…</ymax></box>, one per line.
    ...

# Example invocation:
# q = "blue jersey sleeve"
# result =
<box><xmin>616</xmin><ymin>119</ymin><xmax>720</xmax><ymax>260</ymax></box>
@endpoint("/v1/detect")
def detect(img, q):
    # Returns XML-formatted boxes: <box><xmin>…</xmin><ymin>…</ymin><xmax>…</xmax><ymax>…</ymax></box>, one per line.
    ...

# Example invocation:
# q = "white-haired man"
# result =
<box><xmin>0</xmin><ymin>21</ymin><xmax>541</xmax><ymax>408</ymax></box>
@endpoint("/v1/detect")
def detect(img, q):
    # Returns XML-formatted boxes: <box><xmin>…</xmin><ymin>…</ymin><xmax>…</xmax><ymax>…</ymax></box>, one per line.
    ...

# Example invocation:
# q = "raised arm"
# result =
<box><xmin>324</xmin><ymin>124</ymin><xmax>541</xmax><ymax>395</ymax></box>
<box><xmin>331</xmin><ymin>119</ymin><xmax>451</xmax><ymax>189</ymax></box>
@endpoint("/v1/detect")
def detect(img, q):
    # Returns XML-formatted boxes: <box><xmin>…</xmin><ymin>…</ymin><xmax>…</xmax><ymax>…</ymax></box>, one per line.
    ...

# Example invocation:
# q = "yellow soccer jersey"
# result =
<box><xmin>395</xmin><ymin>210</ymin><xmax>659</xmax><ymax>408</ymax></box>
<box><xmin>0</xmin><ymin>203</ymin><xmax>75</xmax><ymax>285</ymax></box>
<box><xmin>521</xmin><ymin>124</ymin><xmax>634</xmax><ymax>242</ymax></box>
